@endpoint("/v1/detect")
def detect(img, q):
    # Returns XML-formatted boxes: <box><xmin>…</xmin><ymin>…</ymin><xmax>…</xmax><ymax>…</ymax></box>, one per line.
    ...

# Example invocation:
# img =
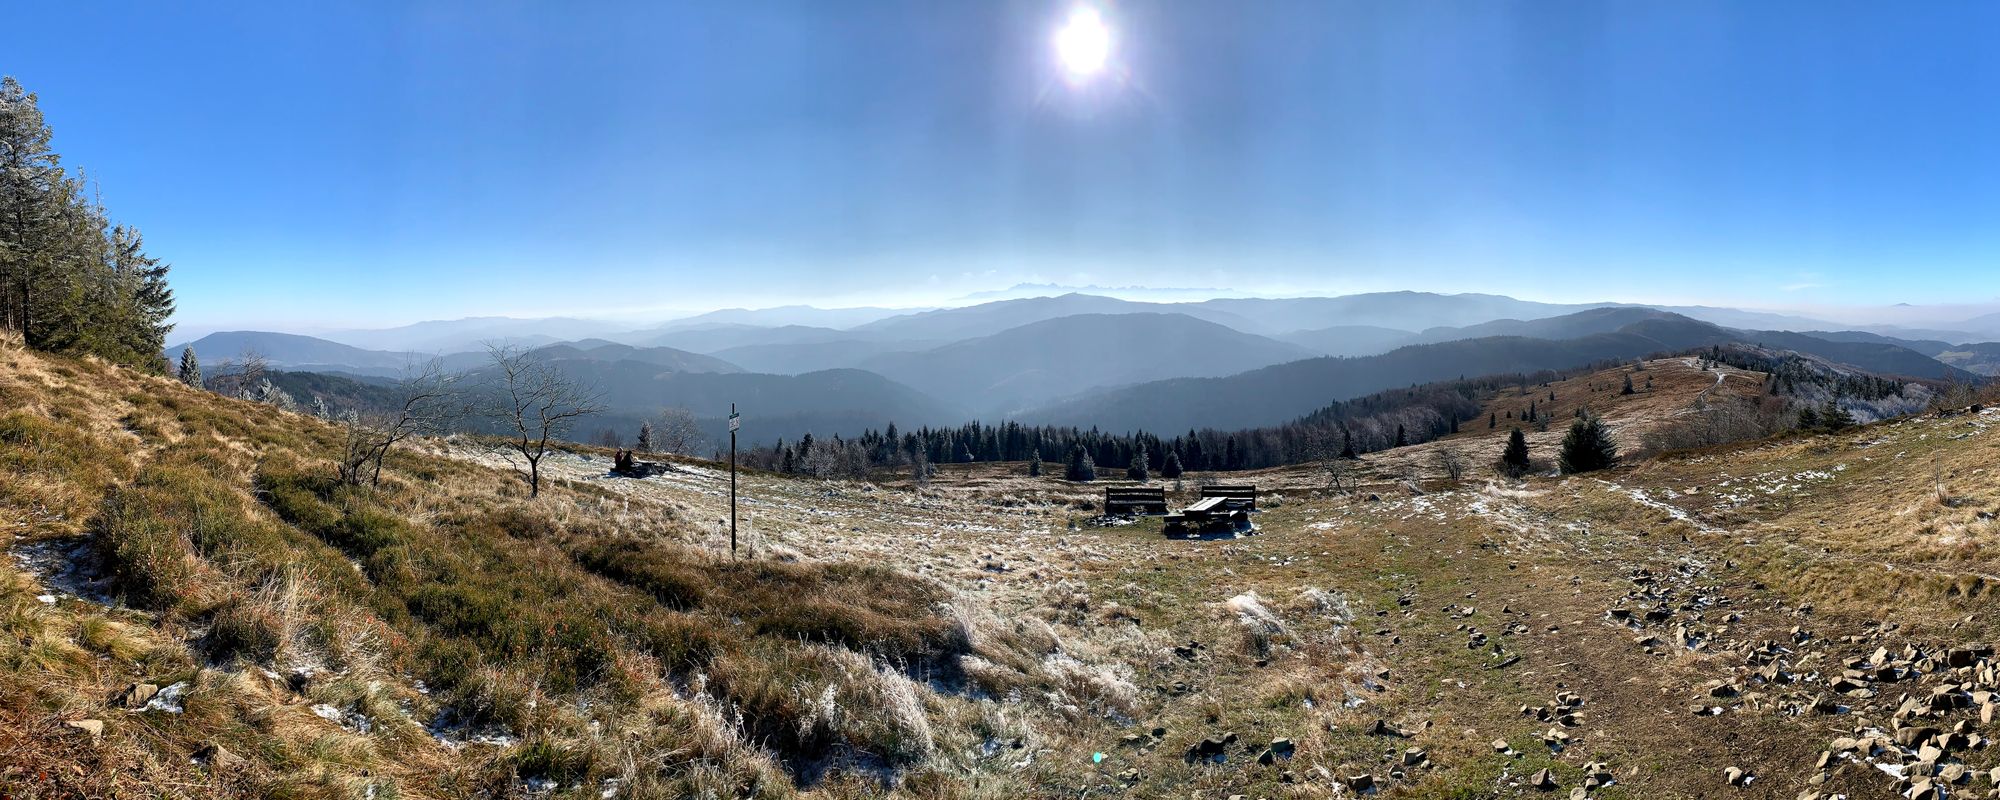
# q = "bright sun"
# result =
<box><xmin>1054</xmin><ymin>6</ymin><xmax>1112</xmax><ymax>80</ymax></box>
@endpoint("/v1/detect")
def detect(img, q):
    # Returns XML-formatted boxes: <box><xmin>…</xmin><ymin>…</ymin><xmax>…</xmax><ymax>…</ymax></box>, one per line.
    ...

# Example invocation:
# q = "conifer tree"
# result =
<box><xmin>1558</xmin><ymin>413</ymin><xmax>1618</xmax><ymax>474</ymax></box>
<box><xmin>1127</xmin><ymin>449</ymin><xmax>1149</xmax><ymax>482</ymax></box>
<box><xmin>1340</xmin><ymin>427</ymin><xmax>1356</xmax><ymax>459</ymax></box>
<box><xmin>636</xmin><ymin>421</ymin><xmax>655</xmax><ymax>452</ymax></box>
<box><xmin>1028</xmin><ymin>449</ymin><xmax>1043</xmax><ymax>477</ymax></box>
<box><xmin>1621</xmin><ymin>373</ymin><xmax>1635</xmax><ymax>395</ymax></box>
<box><xmin>1066</xmin><ymin>444</ymin><xmax>1096</xmax><ymax>482</ymax></box>
<box><xmin>1393</xmin><ymin>424</ymin><xmax>1407</xmax><ymax>448</ymax></box>
<box><xmin>177</xmin><ymin>346</ymin><xmax>203</xmax><ymax>388</ymax></box>
<box><xmin>1161</xmin><ymin>450</ymin><xmax>1183</xmax><ymax>479</ymax></box>
<box><xmin>0</xmin><ymin>77</ymin><xmax>173</xmax><ymax>369</ymax></box>
<box><xmin>1819</xmin><ymin>401</ymin><xmax>1856</xmax><ymax>431</ymax></box>
<box><xmin>1500</xmin><ymin>427</ymin><xmax>1531</xmax><ymax>477</ymax></box>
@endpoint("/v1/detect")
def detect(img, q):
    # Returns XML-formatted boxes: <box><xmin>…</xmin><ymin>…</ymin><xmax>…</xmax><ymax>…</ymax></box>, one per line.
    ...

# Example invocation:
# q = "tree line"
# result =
<box><xmin>738</xmin><ymin>362</ymin><xmax>1632</xmax><ymax>480</ymax></box>
<box><xmin>0</xmin><ymin>77</ymin><xmax>173</xmax><ymax>370</ymax></box>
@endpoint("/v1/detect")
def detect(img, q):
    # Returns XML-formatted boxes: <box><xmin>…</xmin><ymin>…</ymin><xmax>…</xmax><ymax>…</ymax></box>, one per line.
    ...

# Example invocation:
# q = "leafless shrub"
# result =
<box><xmin>1433</xmin><ymin>445</ymin><xmax>1466</xmax><ymax>483</ymax></box>
<box><xmin>338</xmin><ymin>358</ymin><xmax>462</xmax><ymax>486</ymax></box>
<box><xmin>1639</xmin><ymin>396</ymin><xmax>1787</xmax><ymax>455</ymax></box>
<box><xmin>652</xmin><ymin>407</ymin><xmax>706</xmax><ymax>455</ymax></box>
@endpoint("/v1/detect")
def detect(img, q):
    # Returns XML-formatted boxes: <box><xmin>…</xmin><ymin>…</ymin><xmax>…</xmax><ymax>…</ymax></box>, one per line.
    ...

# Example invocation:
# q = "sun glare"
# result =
<box><xmin>1054</xmin><ymin>6</ymin><xmax>1112</xmax><ymax>81</ymax></box>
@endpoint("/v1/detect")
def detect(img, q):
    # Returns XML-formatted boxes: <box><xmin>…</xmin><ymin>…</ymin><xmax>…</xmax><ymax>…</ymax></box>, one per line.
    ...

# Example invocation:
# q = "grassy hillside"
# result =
<box><xmin>10</xmin><ymin>336</ymin><xmax>2000</xmax><ymax>800</ymax></box>
<box><xmin>0</xmin><ymin>337</ymin><xmax>1058</xmax><ymax>798</ymax></box>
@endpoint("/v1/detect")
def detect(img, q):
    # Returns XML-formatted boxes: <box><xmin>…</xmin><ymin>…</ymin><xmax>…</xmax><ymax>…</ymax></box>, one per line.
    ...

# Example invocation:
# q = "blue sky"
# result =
<box><xmin>11</xmin><ymin>1</ymin><xmax>2000</xmax><ymax>330</ymax></box>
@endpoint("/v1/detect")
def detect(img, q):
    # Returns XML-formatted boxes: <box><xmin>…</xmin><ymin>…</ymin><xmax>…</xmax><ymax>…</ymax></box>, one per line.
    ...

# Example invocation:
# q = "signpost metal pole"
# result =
<box><xmin>729</xmin><ymin>404</ymin><xmax>739</xmax><ymax>560</ymax></box>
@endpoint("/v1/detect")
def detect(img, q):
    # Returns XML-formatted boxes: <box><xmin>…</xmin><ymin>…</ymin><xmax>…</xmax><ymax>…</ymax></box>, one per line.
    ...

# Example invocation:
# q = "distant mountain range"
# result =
<box><xmin>1019</xmin><ymin>309</ymin><xmax>1976</xmax><ymax>433</ymax></box>
<box><xmin>173</xmin><ymin>291</ymin><xmax>1996</xmax><ymax>443</ymax></box>
<box><xmin>857</xmin><ymin>313</ymin><xmax>1316</xmax><ymax>418</ymax></box>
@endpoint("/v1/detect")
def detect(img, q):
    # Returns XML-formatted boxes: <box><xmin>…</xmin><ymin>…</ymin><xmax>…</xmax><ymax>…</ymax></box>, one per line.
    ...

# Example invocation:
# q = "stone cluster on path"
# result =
<box><xmin>1596</xmin><ymin>542</ymin><xmax>2000</xmax><ymax>797</ymax></box>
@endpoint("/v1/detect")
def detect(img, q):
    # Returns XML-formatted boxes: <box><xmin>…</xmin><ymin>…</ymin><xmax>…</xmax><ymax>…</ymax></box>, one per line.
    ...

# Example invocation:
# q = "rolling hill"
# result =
<box><xmin>170</xmin><ymin>331</ymin><xmax>427</xmax><ymax>376</ymax></box>
<box><xmin>857</xmin><ymin>313</ymin><xmax>1315</xmax><ymax>417</ymax></box>
<box><xmin>457</xmin><ymin>355</ymin><xmax>955</xmax><ymax>446</ymax></box>
<box><xmin>318</xmin><ymin>316</ymin><xmax>629</xmax><ymax>353</ymax></box>
<box><xmin>1271</xmin><ymin>324</ymin><xmax>1417</xmax><ymax>357</ymax></box>
<box><xmin>1018</xmin><ymin>312</ymin><xmax>1971</xmax><ymax>433</ymax></box>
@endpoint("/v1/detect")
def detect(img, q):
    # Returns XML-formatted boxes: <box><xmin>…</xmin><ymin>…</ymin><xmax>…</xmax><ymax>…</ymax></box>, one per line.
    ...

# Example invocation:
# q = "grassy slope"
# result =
<box><xmin>0</xmin><ymin>339</ymin><xmax>996</xmax><ymax>799</ymax></box>
<box><xmin>8</xmin><ymin>340</ymin><xmax>2000</xmax><ymax>800</ymax></box>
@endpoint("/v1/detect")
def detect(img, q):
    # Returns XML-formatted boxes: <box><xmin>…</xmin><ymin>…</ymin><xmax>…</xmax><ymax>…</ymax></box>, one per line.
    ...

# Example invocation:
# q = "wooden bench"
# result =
<box><xmin>1104</xmin><ymin>487</ymin><xmax>1168</xmax><ymax>516</ymax></box>
<box><xmin>1200</xmin><ymin>484</ymin><xmax>1258</xmax><ymax>512</ymax></box>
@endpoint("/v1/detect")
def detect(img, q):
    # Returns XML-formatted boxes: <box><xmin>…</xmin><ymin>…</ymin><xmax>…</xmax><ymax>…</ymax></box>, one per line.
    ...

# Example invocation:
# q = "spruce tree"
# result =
<box><xmin>1393</xmin><ymin>424</ymin><xmax>1407</xmax><ymax>448</ymax></box>
<box><xmin>1028</xmin><ymin>449</ymin><xmax>1043</xmax><ymax>477</ymax></box>
<box><xmin>1065</xmin><ymin>444</ymin><xmax>1096</xmax><ymax>482</ymax></box>
<box><xmin>1161</xmin><ymin>450</ymin><xmax>1183</xmax><ymax>479</ymax></box>
<box><xmin>0</xmin><ymin>77</ymin><xmax>173</xmax><ymax>369</ymax></box>
<box><xmin>636</xmin><ymin>421</ymin><xmax>655</xmax><ymax>452</ymax></box>
<box><xmin>1558</xmin><ymin>413</ymin><xmax>1618</xmax><ymax>474</ymax></box>
<box><xmin>1621</xmin><ymin>374</ymin><xmax>1635</xmax><ymax>395</ymax></box>
<box><xmin>1339</xmin><ymin>427</ymin><xmax>1356</xmax><ymax>459</ymax></box>
<box><xmin>177</xmin><ymin>346</ymin><xmax>203</xmax><ymax>388</ymax></box>
<box><xmin>1127</xmin><ymin>449</ymin><xmax>1149</xmax><ymax>482</ymax></box>
<box><xmin>1500</xmin><ymin>427</ymin><xmax>1531</xmax><ymax>477</ymax></box>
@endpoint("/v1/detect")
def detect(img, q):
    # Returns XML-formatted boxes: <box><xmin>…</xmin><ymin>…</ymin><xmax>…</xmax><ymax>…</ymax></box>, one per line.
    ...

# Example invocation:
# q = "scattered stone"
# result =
<box><xmin>194</xmin><ymin>743</ymin><xmax>245</xmax><ymax>769</ymax></box>
<box><xmin>1529</xmin><ymin>767</ymin><xmax>1556</xmax><ymax>790</ymax></box>
<box><xmin>66</xmin><ymin>719</ymin><xmax>104</xmax><ymax>738</ymax></box>
<box><xmin>1723</xmin><ymin>766</ymin><xmax>1748</xmax><ymax>786</ymax></box>
<box><xmin>111</xmin><ymin>682</ymin><xmax>160</xmax><ymax>710</ymax></box>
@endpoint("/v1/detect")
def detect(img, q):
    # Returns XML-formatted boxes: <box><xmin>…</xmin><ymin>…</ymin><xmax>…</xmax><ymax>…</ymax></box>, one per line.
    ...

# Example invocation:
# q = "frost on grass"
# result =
<box><xmin>1039</xmin><ymin>652</ymin><xmax>1139</xmax><ymax>721</ymax></box>
<box><xmin>1226</xmin><ymin>591</ymin><xmax>1290</xmax><ymax>655</ymax></box>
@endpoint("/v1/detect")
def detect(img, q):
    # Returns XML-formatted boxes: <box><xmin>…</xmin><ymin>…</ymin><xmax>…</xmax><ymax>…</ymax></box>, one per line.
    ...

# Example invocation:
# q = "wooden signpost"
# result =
<box><xmin>729</xmin><ymin>405</ymin><xmax>739</xmax><ymax>559</ymax></box>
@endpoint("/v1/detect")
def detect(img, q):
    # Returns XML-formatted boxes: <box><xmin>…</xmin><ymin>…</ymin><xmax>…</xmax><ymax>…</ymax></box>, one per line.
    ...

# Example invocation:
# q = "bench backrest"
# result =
<box><xmin>1200</xmin><ymin>484</ymin><xmax>1257</xmax><ymax>509</ymax></box>
<box><xmin>1105</xmin><ymin>487</ymin><xmax>1167</xmax><ymax>514</ymax></box>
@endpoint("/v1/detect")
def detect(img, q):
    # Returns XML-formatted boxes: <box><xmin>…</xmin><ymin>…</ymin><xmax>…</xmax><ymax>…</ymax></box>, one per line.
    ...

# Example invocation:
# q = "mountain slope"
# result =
<box><xmin>320</xmin><ymin>316</ymin><xmax>628</xmax><ymax>352</ymax></box>
<box><xmin>1191</xmin><ymin>292</ymin><xmax>1606</xmax><ymax>335</ymax></box>
<box><xmin>1412</xmin><ymin>307</ymin><xmax>1685</xmax><ymax>344</ymax></box>
<box><xmin>631</xmin><ymin>324</ymin><xmax>858</xmax><ymax>353</ymax></box>
<box><xmin>531</xmin><ymin>340</ymin><xmax>744</xmax><ymax>373</ymax></box>
<box><xmin>457</xmin><ymin>354</ymin><xmax>956</xmax><ymax>445</ymax></box>
<box><xmin>852</xmin><ymin>294</ymin><xmax>1261</xmax><ymax>342</ymax></box>
<box><xmin>858</xmin><ymin>313</ymin><xmax>1315</xmax><ymax>417</ymax></box>
<box><xmin>709</xmin><ymin>339</ymin><xmax>914</xmax><ymax>375</ymax></box>
<box><xmin>1018</xmin><ymin>312</ymin><xmax>1972</xmax><ymax>433</ymax></box>
<box><xmin>1272</xmin><ymin>325</ymin><xmax>1417</xmax><ymax>357</ymax></box>
<box><xmin>170</xmin><ymin>331</ymin><xmax>424</xmax><ymax>374</ymax></box>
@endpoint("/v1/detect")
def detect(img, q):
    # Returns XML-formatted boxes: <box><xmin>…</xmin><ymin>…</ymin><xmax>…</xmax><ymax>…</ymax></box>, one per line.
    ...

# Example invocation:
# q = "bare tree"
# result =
<box><xmin>1308</xmin><ymin>426</ymin><xmax>1357</xmax><ymax>492</ymax></box>
<box><xmin>652</xmin><ymin>407</ymin><xmax>706</xmax><ymax>455</ymax></box>
<box><xmin>1432</xmin><ymin>445</ymin><xmax>1466</xmax><ymax>483</ymax></box>
<box><xmin>480</xmin><ymin>344</ymin><xmax>606</xmax><ymax>498</ymax></box>
<box><xmin>338</xmin><ymin>358</ymin><xmax>461</xmax><ymax>486</ymax></box>
<box><xmin>211</xmin><ymin>346</ymin><xmax>269</xmax><ymax>399</ymax></box>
